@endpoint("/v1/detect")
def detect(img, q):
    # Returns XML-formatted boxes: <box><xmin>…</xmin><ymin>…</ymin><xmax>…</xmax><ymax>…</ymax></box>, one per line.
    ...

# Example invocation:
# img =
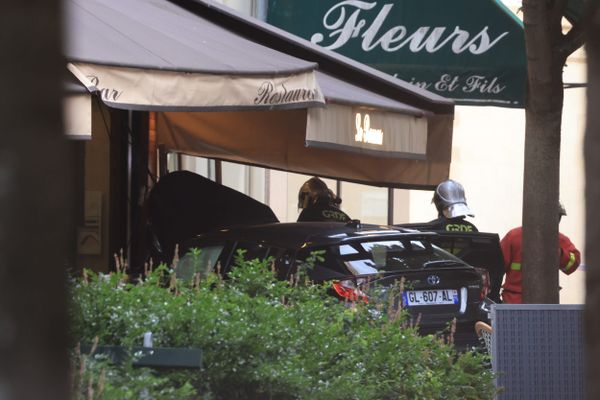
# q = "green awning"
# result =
<box><xmin>267</xmin><ymin>0</ymin><xmax>526</xmax><ymax>108</ymax></box>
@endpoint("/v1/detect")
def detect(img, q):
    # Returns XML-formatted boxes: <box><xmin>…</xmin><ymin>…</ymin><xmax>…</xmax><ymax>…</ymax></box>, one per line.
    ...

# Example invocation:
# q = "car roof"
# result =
<box><xmin>184</xmin><ymin>221</ymin><xmax>437</xmax><ymax>250</ymax></box>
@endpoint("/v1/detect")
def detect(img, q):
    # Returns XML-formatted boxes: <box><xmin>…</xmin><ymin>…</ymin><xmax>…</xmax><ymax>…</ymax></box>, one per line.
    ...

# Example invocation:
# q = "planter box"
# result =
<box><xmin>491</xmin><ymin>304</ymin><xmax>584</xmax><ymax>400</ymax></box>
<box><xmin>80</xmin><ymin>345</ymin><xmax>202</xmax><ymax>369</ymax></box>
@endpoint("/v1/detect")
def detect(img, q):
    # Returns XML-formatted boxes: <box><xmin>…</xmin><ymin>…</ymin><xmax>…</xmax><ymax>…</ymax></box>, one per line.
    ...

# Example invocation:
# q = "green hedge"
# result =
<box><xmin>70</xmin><ymin>252</ymin><xmax>495</xmax><ymax>399</ymax></box>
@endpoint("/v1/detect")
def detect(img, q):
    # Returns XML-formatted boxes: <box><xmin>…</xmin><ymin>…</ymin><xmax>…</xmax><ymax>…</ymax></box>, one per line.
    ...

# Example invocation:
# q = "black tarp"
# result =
<box><xmin>147</xmin><ymin>171</ymin><xmax>278</xmax><ymax>263</ymax></box>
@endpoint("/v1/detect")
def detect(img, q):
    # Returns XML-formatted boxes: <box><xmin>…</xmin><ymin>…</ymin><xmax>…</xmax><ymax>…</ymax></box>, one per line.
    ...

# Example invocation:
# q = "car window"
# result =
<box><xmin>298</xmin><ymin>238</ymin><xmax>466</xmax><ymax>278</ymax></box>
<box><xmin>177</xmin><ymin>244</ymin><xmax>226</xmax><ymax>280</ymax></box>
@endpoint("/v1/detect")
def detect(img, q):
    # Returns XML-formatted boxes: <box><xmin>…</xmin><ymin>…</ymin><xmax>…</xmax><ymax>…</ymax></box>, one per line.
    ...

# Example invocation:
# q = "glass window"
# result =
<box><xmin>340</xmin><ymin>181</ymin><xmax>388</xmax><ymax>225</ymax></box>
<box><xmin>221</xmin><ymin>161</ymin><xmax>247</xmax><ymax>194</ymax></box>
<box><xmin>177</xmin><ymin>244</ymin><xmax>225</xmax><ymax>280</ymax></box>
<box><xmin>221</xmin><ymin>161</ymin><xmax>266</xmax><ymax>203</ymax></box>
<box><xmin>343</xmin><ymin>260</ymin><xmax>378</xmax><ymax>275</ymax></box>
<box><xmin>166</xmin><ymin>152</ymin><xmax>179</xmax><ymax>174</ymax></box>
<box><xmin>171</xmin><ymin>156</ymin><xmax>266</xmax><ymax>203</ymax></box>
<box><xmin>180</xmin><ymin>155</ymin><xmax>216</xmax><ymax>180</ymax></box>
<box><xmin>298</xmin><ymin>239</ymin><xmax>465</xmax><ymax>280</ymax></box>
<box><xmin>339</xmin><ymin>244</ymin><xmax>359</xmax><ymax>255</ymax></box>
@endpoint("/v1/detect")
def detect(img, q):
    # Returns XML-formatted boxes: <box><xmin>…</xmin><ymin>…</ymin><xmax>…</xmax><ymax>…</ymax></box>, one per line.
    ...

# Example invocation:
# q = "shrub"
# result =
<box><xmin>70</xmin><ymin>252</ymin><xmax>495</xmax><ymax>399</ymax></box>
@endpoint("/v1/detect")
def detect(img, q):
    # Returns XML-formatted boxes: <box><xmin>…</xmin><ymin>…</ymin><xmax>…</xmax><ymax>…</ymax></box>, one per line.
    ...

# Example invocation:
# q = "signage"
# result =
<box><xmin>68</xmin><ymin>62</ymin><xmax>325</xmax><ymax>111</ymax></box>
<box><xmin>306</xmin><ymin>104</ymin><xmax>427</xmax><ymax>158</ymax></box>
<box><xmin>254</xmin><ymin>81</ymin><xmax>322</xmax><ymax>106</ymax></box>
<box><xmin>267</xmin><ymin>0</ymin><xmax>526</xmax><ymax>107</ymax></box>
<box><xmin>355</xmin><ymin>113</ymin><xmax>383</xmax><ymax>145</ymax></box>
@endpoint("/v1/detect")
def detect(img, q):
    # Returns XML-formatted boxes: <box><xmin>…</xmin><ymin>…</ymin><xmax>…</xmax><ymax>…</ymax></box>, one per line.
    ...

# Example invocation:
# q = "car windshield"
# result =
<box><xmin>298</xmin><ymin>238</ymin><xmax>466</xmax><ymax>279</ymax></box>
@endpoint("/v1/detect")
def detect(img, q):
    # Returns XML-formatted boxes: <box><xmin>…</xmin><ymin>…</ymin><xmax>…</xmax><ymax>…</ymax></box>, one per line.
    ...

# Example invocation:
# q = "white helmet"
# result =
<box><xmin>432</xmin><ymin>180</ymin><xmax>474</xmax><ymax>218</ymax></box>
<box><xmin>559</xmin><ymin>201</ymin><xmax>567</xmax><ymax>217</ymax></box>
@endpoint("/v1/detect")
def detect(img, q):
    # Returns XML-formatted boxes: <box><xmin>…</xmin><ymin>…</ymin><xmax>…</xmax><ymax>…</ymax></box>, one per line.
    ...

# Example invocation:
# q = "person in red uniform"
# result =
<box><xmin>500</xmin><ymin>203</ymin><xmax>581</xmax><ymax>303</ymax></box>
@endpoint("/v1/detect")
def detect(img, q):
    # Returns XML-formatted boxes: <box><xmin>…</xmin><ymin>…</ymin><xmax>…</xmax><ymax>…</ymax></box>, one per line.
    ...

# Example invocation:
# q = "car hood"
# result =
<box><xmin>147</xmin><ymin>170</ymin><xmax>279</xmax><ymax>263</ymax></box>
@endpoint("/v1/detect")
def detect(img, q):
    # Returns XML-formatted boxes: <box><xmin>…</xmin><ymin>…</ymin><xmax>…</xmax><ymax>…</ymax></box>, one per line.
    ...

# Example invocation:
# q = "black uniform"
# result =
<box><xmin>428</xmin><ymin>216</ymin><xmax>478</xmax><ymax>232</ymax></box>
<box><xmin>297</xmin><ymin>201</ymin><xmax>351</xmax><ymax>223</ymax></box>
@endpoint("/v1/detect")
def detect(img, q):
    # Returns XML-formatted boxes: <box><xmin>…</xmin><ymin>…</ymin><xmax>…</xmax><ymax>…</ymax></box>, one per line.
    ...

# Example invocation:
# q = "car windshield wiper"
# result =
<box><xmin>422</xmin><ymin>260</ymin><xmax>466</xmax><ymax>269</ymax></box>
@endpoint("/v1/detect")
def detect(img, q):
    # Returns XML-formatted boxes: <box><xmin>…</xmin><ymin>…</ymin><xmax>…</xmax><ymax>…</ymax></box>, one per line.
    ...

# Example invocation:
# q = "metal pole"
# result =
<box><xmin>255</xmin><ymin>0</ymin><xmax>267</xmax><ymax>20</ymax></box>
<box><xmin>388</xmin><ymin>188</ymin><xmax>394</xmax><ymax>225</ymax></box>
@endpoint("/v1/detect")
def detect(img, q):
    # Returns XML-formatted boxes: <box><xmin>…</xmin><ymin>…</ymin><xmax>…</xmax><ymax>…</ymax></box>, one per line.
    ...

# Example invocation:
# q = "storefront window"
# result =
<box><xmin>179</xmin><ymin>154</ymin><xmax>216</xmax><ymax>180</ymax></box>
<box><xmin>168</xmin><ymin>155</ymin><xmax>266</xmax><ymax>205</ymax></box>
<box><xmin>340</xmin><ymin>181</ymin><xmax>387</xmax><ymax>225</ymax></box>
<box><xmin>222</xmin><ymin>161</ymin><xmax>266</xmax><ymax>203</ymax></box>
<box><xmin>392</xmin><ymin>188</ymin><xmax>411</xmax><ymax>225</ymax></box>
<box><xmin>393</xmin><ymin>188</ymin><xmax>437</xmax><ymax>225</ymax></box>
<box><xmin>169</xmin><ymin>155</ymin><xmax>392</xmax><ymax>226</ymax></box>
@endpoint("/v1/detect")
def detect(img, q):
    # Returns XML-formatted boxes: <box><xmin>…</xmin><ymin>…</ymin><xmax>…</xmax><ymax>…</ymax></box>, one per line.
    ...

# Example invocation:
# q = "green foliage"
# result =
<box><xmin>70</xmin><ymin>250</ymin><xmax>495</xmax><ymax>399</ymax></box>
<box><xmin>71</xmin><ymin>346</ymin><xmax>196</xmax><ymax>400</ymax></box>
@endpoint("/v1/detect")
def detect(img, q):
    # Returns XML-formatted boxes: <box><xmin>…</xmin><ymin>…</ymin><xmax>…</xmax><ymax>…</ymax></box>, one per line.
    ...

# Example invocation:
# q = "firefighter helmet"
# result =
<box><xmin>432</xmin><ymin>179</ymin><xmax>474</xmax><ymax>218</ymax></box>
<box><xmin>559</xmin><ymin>201</ymin><xmax>567</xmax><ymax>217</ymax></box>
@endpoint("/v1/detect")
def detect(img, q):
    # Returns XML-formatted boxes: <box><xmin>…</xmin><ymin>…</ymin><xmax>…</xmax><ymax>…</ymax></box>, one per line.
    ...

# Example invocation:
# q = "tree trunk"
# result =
<box><xmin>584</xmin><ymin>2</ymin><xmax>600</xmax><ymax>398</ymax></box>
<box><xmin>521</xmin><ymin>0</ymin><xmax>565</xmax><ymax>303</ymax></box>
<box><xmin>0</xmin><ymin>2</ymin><xmax>71</xmax><ymax>399</ymax></box>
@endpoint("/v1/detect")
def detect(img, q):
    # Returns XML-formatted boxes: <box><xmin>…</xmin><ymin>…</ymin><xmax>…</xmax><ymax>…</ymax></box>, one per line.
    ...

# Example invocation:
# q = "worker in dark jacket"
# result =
<box><xmin>428</xmin><ymin>179</ymin><xmax>478</xmax><ymax>232</ymax></box>
<box><xmin>297</xmin><ymin>177</ymin><xmax>351</xmax><ymax>223</ymax></box>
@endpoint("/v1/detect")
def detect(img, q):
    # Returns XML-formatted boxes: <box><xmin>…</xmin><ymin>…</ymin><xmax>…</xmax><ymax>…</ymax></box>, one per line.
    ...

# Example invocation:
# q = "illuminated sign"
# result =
<box><xmin>355</xmin><ymin>113</ymin><xmax>383</xmax><ymax>145</ymax></box>
<box><xmin>306</xmin><ymin>105</ymin><xmax>428</xmax><ymax>158</ymax></box>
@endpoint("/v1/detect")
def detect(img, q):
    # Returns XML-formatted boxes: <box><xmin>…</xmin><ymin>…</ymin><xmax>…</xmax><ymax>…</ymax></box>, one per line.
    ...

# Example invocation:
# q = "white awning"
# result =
<box><xmin>64</xmin><ymin>0</ymin><xmax>455</xmax><ymax>188</ymax></box>
<box><xmin>68</xmin><ymin>62</ymin><xmax>324</xmax><ymax>111</ymax></box>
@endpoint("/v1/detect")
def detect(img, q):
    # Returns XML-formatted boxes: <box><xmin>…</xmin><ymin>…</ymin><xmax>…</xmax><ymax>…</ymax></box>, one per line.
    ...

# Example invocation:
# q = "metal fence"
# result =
<box><xmin>492</xmin><ymin>304</ymin><xmax>584</xmax><ymax>400</ymax></box>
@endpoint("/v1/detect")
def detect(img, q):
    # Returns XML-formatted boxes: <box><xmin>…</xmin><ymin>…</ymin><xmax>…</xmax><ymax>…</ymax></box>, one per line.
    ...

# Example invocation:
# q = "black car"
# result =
<box><xmin>397</xmin><ymin>222</ymin><xmax>505</xmax><ymax>304</ymax></box>
<box><xmin>176</xmin><ymin>222</ymin><xmax>491</xmax><ymax>348</ymax></box>
<box><xmin>147</xmin><ymin>171</ymin><xmax>491</xmax><ymax>348</ymax></box>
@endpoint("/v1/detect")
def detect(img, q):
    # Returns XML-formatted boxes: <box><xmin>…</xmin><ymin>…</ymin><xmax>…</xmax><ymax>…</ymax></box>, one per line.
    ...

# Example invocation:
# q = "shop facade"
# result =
<box><xmin>66</xmin><ymin>0</ymin><xmax>455</xmax><ymax>273</ymax></box>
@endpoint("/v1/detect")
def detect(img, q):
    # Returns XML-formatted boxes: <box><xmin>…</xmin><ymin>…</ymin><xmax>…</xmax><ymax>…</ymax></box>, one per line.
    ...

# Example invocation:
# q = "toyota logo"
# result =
<box><xmin>427</xmin><ymin>275</ymin><xmax>441</xmax><ymax>285</ymax></box>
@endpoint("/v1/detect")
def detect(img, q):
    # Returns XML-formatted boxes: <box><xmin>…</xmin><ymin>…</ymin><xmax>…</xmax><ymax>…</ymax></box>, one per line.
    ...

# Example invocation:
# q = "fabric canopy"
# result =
<box><xmin>68</xmin><ymin>62</ymin><xmax>324</xmax><ymax>111</ymax></box>
<box><xmin>156</xmin><ymin>103</ymin><xmax>451</xmax><ymax>189</ymax></box>
<box><xmin>65</xmin><ymin>0</ymin><xmax>324</xmax><ymax>111</ymax></box>
<box><xmin>65</xmin><ymin>0</ymin><xmax>455</xmax><ymax>188</ymax></box>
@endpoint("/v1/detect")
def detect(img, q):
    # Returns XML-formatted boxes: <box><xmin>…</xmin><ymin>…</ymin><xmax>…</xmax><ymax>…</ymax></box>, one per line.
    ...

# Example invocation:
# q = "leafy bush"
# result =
<box><xmin>70</xmin><ymin>251</ymin><xmax>495</xmax><ymax>399</ymax></box>
<box><xmin>70</xmin><ymin>343</ymin><xmax>196</xmax><ymax>400</ymax></box>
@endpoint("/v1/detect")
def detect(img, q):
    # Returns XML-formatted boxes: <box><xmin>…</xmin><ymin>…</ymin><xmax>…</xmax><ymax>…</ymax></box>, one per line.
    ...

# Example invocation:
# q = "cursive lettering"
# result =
<box><xmin>311</xmin><ymin>1</ymin><xmax>508</xmax><ymax>55</ymax></box>
<box><xmin>355</xmin><ymin>113</ymin><xmax>383</xmax><ymax>145</ymax></box>
<box><xmin>88</xmin><ymin>75</ymin><xmax>122</xmax><ymax>101</ymax></box>
<box><xmin>254</xmin><ymin>81</ymin><xmax>320</xmax><ymax>105</ymax></box>
<box><xmin>434</xmin><ymin>74</ymin><xmax>460</xmax><ymax>92</ymax></box>
<box><xmin>399</xmin><ymin>74</ymin><xmax>507</xmax><ymax>94</ymax></box>
<box><xmin>462</xmin><ymin>75</ymin><xmax>506</xmax><ymax>94</ymax></box>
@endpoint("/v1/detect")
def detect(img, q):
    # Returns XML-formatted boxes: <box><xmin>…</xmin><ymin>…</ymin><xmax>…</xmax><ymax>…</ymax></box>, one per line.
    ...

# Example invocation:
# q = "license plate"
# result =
<box><xmin>402</xmin><ymin>289</ymin><xmax>459</xmax><ymax>306</ymax></box>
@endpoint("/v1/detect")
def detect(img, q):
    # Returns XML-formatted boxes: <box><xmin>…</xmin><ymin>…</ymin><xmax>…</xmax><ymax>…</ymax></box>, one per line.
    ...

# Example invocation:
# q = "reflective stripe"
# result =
<box><xmin>565</xmin><ymin>252</ymin><xmax>577</xmax><ymax>271</ymax></box>
<box><xmin>510</xmin><ymin>262</ymin><xmax>521</xmax><ymax>271</ymax></box>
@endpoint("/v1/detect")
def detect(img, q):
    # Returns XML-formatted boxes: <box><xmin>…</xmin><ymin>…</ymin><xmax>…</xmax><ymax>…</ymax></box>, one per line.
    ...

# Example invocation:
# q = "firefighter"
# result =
<box><xmin>429</xmin><ymin>179</ymin><xmax>478</xmax><ymax>232</ymax></box>
<box><xmin>297</xmin><ymin>177</ymin><xmax>351</xmax><ymax>223</ymax></box>
<box><xmin>500</xmin><ymin>203</ymin><xmax>581</xmax><ymax>304</ymax></box>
